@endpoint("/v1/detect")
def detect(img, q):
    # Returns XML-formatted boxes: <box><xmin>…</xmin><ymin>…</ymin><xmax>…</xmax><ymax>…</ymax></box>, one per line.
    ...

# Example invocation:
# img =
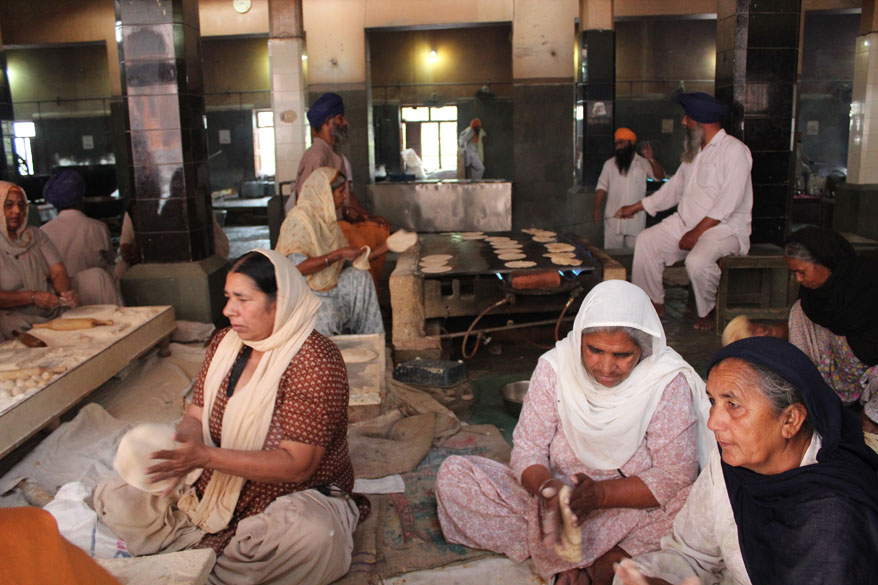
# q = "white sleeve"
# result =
<box><xmin>613</xmin><ymin>455</ymin><xmax>729</xmax><ymax>585</ymax></box>
<box><xmin>596</xmin><ymin>159</ymin><xmax>612</xmax><ymax>192</ymax></box>
<box><xmin>642</xmin><ymin>163</ymin><xmax>688</xmax><ymax>216</ymax></box>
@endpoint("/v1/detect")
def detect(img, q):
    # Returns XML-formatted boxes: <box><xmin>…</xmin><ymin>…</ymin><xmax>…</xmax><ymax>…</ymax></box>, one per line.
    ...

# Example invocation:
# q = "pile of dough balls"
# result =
<box><xmin>0</xmin><ymin>367</ymin><xmax>64</xmax><ymax>398</ymax></box>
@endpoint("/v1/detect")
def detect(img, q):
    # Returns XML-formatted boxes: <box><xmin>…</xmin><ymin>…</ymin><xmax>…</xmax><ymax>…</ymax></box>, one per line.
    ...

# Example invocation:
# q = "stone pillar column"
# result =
<box><xmin>835</xmin><ymin>1</ymin><xmax>878</xmax><ymax>239</ymax></box>
<box><xmin>0</xmin><ymin>31</ymin><xmax>17</xmax><ymax>182</ymax></box>
<box><xmin>268</xmin><ymin>0</ymin><xmax>307</xmax><ymax>199</ymax></box>
<box><xmin>116</xmin><ymin>0</ymin><xmax>226</xmax><ymax>322</ymax></box>
<box><xmin>577</xmin><ymin>0</ymin><xmax>615</xmax><ymax>189</ymax></box>
<box><xmin>511</xmin><ymin>0</ymin><xmax>577</xmax><ymax>231</ymax></box>
<box><xmin>715</xmin><ymin>0</ymin><xmax>801</xmax><ymax>244</ymax></box>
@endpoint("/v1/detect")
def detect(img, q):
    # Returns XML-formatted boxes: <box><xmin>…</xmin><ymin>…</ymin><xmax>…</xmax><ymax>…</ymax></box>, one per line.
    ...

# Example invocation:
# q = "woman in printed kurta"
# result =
<box><xmin>436</xmin><ymin>281</ymin><xmax>712</xmax><ymax>585</ymax></box>
<box><xmin>95</xmin><ymin>250</ymin><xmax>368</xmax><ymax>585</ymax></box>
<box><xmin>784</xmin><ymin>227</ymin><xmax>878</xmax><ymax>430</ymax></box>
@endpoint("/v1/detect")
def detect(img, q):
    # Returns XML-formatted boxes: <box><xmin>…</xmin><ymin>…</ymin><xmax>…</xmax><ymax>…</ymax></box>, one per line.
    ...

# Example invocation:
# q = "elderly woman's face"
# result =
<box><xmin>581</xmin><ymin>330</ymin><xmax>642</xmax><ymax>387</ymax></box>
<box><xmin>784</xmin><ymin>257</ymin><xmax>830</xmax><ymax>289</ymax></box>
<box><xmin>4</xmin><ymin>188</ymin><xmax>27</xmax><ymax>233</ymax></box>
<box><xmin>707</xmin><ymin>359</ymin><xmax>797</xmax><ymax>475</ymax></box>
<box><xmin>223</xmin><ymin>272</ymin><xmax>277</xmax><ymax>342</ymax></box>
<box><xmin>332</xmin><ymin>184</ymin><xmax>347</xmax><ymax>209</ymax></box>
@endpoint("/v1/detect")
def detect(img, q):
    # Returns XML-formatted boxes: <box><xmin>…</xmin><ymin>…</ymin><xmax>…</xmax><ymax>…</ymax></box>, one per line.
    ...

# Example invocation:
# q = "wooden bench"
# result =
<box><xmin>715</xmin><ymin>243</ymin><xmax>797</xmax><ymax>331</ymax></box>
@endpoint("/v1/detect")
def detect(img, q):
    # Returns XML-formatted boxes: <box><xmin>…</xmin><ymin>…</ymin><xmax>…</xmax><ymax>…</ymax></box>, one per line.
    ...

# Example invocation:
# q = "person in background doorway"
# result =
<box><xmin>458</xmin><ymin>118</ymin><xmax>485</xmax><ymax>179</ymax></box>
<box><xmin>595</xmin><ymin>128</ymin><xmax>665</xmax><ymax>249</ymax></box>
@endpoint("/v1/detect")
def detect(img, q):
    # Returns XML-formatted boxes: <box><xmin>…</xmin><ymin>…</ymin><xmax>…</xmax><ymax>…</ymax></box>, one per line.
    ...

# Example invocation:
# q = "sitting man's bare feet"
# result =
<box><xmin>652</xmin><ymin>302</ymin><xmax>667</xmax><ymax>318</ymax></box>
<box><xmin>694</xmin><ymin>311</ymin><xmax>714</xmax><ymax>331</ymax></box>
<box><xmin>556</xmin><ymin>568</ymin><xmax>592</xmax><ymax>585</ymax></box>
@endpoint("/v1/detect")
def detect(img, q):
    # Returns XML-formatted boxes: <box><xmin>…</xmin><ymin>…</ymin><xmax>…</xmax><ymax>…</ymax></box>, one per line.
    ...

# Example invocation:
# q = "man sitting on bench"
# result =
<box><xmin>616</xmin><ymin>92</ymin><xmax>753</xmax><ymax>330</ymax></box>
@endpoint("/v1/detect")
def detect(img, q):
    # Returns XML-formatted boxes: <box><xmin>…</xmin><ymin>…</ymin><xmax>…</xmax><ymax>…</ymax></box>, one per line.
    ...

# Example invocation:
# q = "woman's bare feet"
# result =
<box><xmin>556</xmin><ymin>568</ymin><xmax>592</xmax><ymax>585</ymax></box>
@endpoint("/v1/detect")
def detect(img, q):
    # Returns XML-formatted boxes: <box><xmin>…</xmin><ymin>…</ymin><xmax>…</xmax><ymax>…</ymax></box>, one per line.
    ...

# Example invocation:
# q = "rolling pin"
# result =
<box><xmin>12</xmin><ymin>330</ymin><xmax>47</xmax><ymax>348</ymax></box>
<box><xmin>32</xmin><ymin>318</ymin><xmax>113</xmax><ymax>331</ymax></box>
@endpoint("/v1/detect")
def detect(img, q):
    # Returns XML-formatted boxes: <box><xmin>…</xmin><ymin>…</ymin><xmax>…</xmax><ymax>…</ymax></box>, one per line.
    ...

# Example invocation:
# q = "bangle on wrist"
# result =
<box><xmin>324</xmin><ymin>255</ymin><xmax>330</xmax><ymax>267</ymax></box>
<box><xmin>537</xmin><ymin>478</ymin><xmax>556</xmax><ymax>497</ymax></box>
<box><xmin>30</xmin><ymin>291</ymin><xmax>36</xmax><ymax>305</ymax></box>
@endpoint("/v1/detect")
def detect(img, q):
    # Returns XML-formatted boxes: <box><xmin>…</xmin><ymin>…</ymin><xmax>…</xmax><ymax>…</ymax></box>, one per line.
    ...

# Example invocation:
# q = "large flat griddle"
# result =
<box><xmin>417</xmin><ymin>232</ymin><xmax>597</xmax><ymax>277</ymax></box>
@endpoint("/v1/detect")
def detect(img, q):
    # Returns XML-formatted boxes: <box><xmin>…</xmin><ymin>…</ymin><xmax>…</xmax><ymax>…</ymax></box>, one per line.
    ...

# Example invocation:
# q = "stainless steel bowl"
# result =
<box><xmin>500</xmin><ymin>381</ymin><xmax>529</xmax><ymax>417</ymax></box>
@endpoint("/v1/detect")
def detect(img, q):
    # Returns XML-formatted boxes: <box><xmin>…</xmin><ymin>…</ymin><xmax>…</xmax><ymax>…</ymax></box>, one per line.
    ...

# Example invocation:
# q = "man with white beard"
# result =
<box><xmin>616</xmin><ymin>92</ymin><xmax>752</xmax><ymax>331</ymax></box>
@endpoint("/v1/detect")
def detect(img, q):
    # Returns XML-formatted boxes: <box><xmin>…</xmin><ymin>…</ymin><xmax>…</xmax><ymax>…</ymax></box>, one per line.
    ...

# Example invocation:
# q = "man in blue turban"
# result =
<box><xmin>616</xmin><ymin>92</ymin><xmax>753</xmax><ymax>331</ymax></box>
<box><xmin>289</xmin><ymin>92</ymin><xmax>349</xmax><ymax>212</ymax></box>
<box><xmin>40</xmin><ymin>169</ymin><xmax>123</xmax><ymax>305</ymax></box>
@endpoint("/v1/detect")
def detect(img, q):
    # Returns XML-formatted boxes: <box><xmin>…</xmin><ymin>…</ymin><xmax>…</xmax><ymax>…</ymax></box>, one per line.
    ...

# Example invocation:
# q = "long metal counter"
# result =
<box><xmin>368</xmin><ymin>180</ymin><xmax>512</xmax><ymax>232</ymax></box>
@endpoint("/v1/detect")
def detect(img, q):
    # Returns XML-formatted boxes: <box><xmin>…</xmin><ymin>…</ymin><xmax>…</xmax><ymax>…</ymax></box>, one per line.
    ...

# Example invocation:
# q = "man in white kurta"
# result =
<box><xmin>40</xmin><ymin>170</ymin><xmax>123</xmax><ymax>306</ymax></box>
<box><xmin>618</xmin><ymin>92</ymin><xmax>752</xmax><ymax>330</ymax></box>
<box><xmin>594</xmin><ymin>127</ymin><xmax>665</xmax><ymax>249</ymax></box>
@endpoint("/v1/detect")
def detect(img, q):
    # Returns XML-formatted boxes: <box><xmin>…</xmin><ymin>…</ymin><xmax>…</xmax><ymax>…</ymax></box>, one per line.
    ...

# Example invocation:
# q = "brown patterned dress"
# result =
<box><xmin>192</xmin><ymin>327</ymin><xmax>369</xmax><ymax>554</ymax></box>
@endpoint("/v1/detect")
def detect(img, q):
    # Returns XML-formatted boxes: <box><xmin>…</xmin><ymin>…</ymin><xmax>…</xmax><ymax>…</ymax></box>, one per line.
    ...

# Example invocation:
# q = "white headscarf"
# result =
<box><xmin>178</xmin><ymin>249</ymin><xmax>323</xmax><ymax>533</ymax></box>
<box><xmin>275</xmin><ymin>167</ymin><xmax>348</xmax><ymax>292</ymax></box>
<box><xmin>544</xmin><ymin>280</ymin><xmax>713</xmax><ymax>471</ymax></box>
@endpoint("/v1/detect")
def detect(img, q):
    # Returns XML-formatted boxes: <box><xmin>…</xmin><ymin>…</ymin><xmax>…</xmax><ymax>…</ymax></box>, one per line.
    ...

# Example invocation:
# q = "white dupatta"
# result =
<box><xmin>544</xmin><ymin>280</ymin><xmax>713</xmax><ymax>471</ymax></box>
<box><xmin>178</xmin><ymin>249</ymin><xmax>322</xmax><ymax>533</ymax></box>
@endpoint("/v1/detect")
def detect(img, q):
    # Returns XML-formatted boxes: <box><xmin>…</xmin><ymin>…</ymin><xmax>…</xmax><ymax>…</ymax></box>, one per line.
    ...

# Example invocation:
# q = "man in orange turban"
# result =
<box><xmin>593</xmin><ymin>127</ymin><xmax>665</xmax><ymax>249</ymax></box>
<box><xmin>458</xmin><ymin>119</ymin><xmax>486</xmax><ymax>179</ymax></box>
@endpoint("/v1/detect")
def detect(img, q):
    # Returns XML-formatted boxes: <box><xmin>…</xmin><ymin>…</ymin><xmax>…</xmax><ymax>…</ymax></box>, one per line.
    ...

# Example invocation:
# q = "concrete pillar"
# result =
<box><xmin>302</xmin><ymin>1</ymin><xmax>371</xmax><ymax>202</ymax></box>
<box><xmin>268</xmin><ymin>0</ymin><xmax>307</xmax><ymax>199</ymax></box>
<box><xmin>116</xmin><ymin>0</ymin><xmax>227</xmax><ymax>322</ymax></box>
<box><xmin>834</xmin><ymin>1</ymin><xmax>878</xmax><ymax>239</ymax></box>
<box><xmin>511</xmin><ymin>0</ymin><xmax>578</xmax><ymax>231</ymax></box>
<box><xmin>715</xmin><ymin>0</ymin><xmax>801</xmax><ymax>245</ymax></box>
<box><xmin>0</xmin><ymin>31</ymin><xmax>17</xmax><ymax>183</ymax></box>
<box><xmin>578</xmin><ymin>0</ymin><xmax>615</xmax><ymax>189</ymax></box>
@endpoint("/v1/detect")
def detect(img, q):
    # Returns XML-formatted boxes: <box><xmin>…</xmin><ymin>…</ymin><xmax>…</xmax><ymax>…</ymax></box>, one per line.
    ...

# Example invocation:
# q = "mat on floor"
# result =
<box><xmin>335</xmin><ymin>424</ymin><xmax>512</xmax><ymax>584</ymax></box>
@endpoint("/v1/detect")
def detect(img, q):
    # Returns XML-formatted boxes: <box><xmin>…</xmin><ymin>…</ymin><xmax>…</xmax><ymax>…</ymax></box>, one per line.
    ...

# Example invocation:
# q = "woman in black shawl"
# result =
<box><xmin>615</xmin><ymin>337</ymin><xmax>878</xmax><ymax>585</ymax></box>
<box><xmin>784</xmin><ymin>227</ymin><xmax>878</xmax><ymax>430</ymax></box>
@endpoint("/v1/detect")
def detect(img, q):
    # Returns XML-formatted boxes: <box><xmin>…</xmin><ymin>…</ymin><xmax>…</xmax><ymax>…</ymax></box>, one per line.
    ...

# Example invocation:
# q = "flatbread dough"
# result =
<box><xmin>353</xmin><ymin>246</ymin><xmax>371</xmax><ymax>271</ymax></box>
<box><xmin>340</xmin><ymin>346</ymin><xmax>378</xmax><ymax>363</ymax></box>
<box><xmin>386</xmin><ymin>229</ymin><xmax>418</xmax><ymax>252</ymax></box>
<box><xmin>533</xmin><ymin>230</ymin><xmax>557</xmax><ymax>238</ymax></box>
<box><xmin>420</xmin><ymin>254</ymin><xmax>453</xmax><ymax>263</ymax></box>
<box><xmin>545</xmin><ymin>243</ymin><xmax>575</xmax><ymax>253</ymax></box>
<box><xmin>114</xmin><ymin>424</ymin><xmax>186</xmax><ymax>494</ymax></box>
<box><xmin>554</xmin><ymin>485</ymin><xmax>583</xmax><ymax>563</ymax></box>
<box><xmin>498</xmin><ymin>253</ymin><xmax>527</xmax><ymax>260</ymax></box>
<box><xmin>549</xmin><ymin>256</ymin><xmax>582</xmax><ymax>267</ymax></box>
<box><xmin>421</xmin><ymin>264</ymin><xmax>453</xmax><ymax>274</ymax></box>
<box><xmin>533</xmin><ymin>236</ymin><xmax>556</xmax><ymax>243</ymax></box>
<box><xmin>505</xmin><ymin>260</ymin><xmax>537</xmax><ymax>268</ymax></box>
<box><xmin>543</xmin><ymin>252</ymin><xmax>575</xmax><ymax>259</ymax></box>
<box><xmin>485</xmin><ymin>236</ymin><xmax>514</xmax><ymax>243</ymax></box>
<box><xmin>460</xmin><ymin>232</ymin><xmax>486</xmax><ymax>240</ymax></box>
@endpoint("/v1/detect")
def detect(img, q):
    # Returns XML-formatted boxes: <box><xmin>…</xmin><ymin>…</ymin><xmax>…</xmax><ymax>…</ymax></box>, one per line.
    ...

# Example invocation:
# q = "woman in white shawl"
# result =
<box><xmin>436</xmin><ymin>280</ymin><xmax>711</xmax><ymax>585</ymax></box>
<box><xmin>95</xmin><ymin>250</ymin><xmax>368</xmax><ymax>585</ymax></box>
<box><xmin>276</xmin><ymin>167</ymin><xmax>384</xmax><ymax>336</ymax></box>
<box><xmin>0</xmin><ymin>181</ymin><xmax>78</xmax><ymax>338</ymax></box>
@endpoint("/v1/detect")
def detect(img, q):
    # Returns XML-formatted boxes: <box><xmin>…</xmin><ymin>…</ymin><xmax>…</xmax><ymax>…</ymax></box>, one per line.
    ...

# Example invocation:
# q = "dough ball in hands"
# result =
<box><xmin>114</xmin><ymin>423</ymin><xmax>184</xmax><ymax>494</ymax></box>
